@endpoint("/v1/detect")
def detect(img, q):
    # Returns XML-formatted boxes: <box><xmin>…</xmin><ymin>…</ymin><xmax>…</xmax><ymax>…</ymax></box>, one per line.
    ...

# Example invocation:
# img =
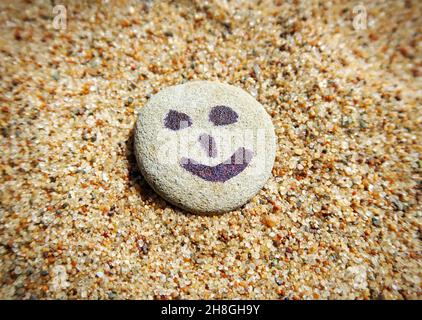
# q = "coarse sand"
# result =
<box><xmin>0</xmin><ymin>0</ymin><xmax>421</xmax><ymax>299</ymax></box>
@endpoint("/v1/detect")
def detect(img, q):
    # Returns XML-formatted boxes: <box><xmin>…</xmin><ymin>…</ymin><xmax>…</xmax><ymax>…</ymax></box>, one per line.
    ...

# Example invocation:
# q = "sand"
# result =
<box><xmin>0</xmin><ymin>0</ymin><xmax>421</xmax><ymax>299</ymax></box>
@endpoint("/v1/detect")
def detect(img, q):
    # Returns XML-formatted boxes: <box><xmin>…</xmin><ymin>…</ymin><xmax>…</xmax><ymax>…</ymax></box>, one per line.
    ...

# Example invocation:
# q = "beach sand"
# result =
<box><xmin>0</xmin><ymin>0</ymin><xmax>421</xmax><ymax>299</ymax></box>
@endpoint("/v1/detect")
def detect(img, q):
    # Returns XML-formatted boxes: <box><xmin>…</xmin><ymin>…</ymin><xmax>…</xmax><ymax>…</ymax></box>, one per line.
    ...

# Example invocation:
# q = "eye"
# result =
<box><xmin>164</xmin><ymin>110</ymin><xmax>192</xmax><ymax>131</ymax></box>
<box><xmin>209</xmin><ymin>105</ymin><xmax>238</xmax><ymax>126</ymax></box>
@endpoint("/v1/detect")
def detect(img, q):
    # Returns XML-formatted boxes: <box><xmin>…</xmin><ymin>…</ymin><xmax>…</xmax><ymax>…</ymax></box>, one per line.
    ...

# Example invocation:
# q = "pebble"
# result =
<box><xmin>294</xmin><ymin>148</ymin><xmax>303</xmax><ymax>156</ymax></box>
<box><xmin>372</xmin><ymin>217</ymin><xmax>381</xmax><ymax>227</ymax></box>
<box><xmin>134</xmin><ymin>81</ymin><xmax>276</xmax><ymax>213</ymax></box>
<box><xmin>262</xmin><ymin>214</ymin><xmax>279</xmax><ymax>228</ymax></box>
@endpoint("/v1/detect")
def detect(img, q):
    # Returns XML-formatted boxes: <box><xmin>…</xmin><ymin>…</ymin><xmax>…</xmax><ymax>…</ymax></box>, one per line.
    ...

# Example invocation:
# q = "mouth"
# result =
<box><xmin>180</xmin><ymin>147</ymin><xmax>254</xmax><ymax>182</ymax></box>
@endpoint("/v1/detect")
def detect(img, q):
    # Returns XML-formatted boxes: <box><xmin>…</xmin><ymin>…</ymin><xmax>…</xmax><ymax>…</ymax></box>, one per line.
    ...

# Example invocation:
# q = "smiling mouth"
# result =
<box><xmin>180</xmin><ymin>147</ymin><xmax>254</xmax><ymax>182</ymax></box>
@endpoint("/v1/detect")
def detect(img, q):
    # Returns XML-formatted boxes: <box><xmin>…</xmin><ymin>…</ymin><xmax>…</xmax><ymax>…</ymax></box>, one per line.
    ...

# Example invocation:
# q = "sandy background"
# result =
<box><xmin>0</xmin><ymin>0</ymin><xmax>421</xmax><ymax>299</ymax></box>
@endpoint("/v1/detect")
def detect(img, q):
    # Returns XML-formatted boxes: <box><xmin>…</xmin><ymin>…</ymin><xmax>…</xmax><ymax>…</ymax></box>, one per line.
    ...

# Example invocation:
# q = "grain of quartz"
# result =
<box><xmin>0</xmin><ymin>0</ymin><xmax>421</xmax><ymax>299</ymax></box>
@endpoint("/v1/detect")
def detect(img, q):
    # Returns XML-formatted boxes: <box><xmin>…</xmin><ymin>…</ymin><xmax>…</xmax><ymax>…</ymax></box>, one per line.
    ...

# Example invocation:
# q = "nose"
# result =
<box><xmin>199</xmin><ymin>133</ymin><xmax>217</xmax><ymax>158</ymax></box>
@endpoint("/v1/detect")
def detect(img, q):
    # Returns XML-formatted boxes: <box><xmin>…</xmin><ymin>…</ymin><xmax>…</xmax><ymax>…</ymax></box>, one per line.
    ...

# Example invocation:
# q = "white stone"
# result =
<box><xmin>134</xmin><ymin>81</ymin><xmax>276</xmax><ymax>214</ymax></box>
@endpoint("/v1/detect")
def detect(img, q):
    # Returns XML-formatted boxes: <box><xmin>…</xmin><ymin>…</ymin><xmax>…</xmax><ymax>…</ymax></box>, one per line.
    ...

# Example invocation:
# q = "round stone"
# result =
<box><xmin>134</xmin><ymin>81</ymin><xmax>276</xmax><ymax>214</ymax></box>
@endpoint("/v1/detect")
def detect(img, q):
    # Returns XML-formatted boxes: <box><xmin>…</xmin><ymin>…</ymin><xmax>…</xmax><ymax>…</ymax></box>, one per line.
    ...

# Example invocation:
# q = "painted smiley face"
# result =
<box><xmin>163</xmin><ymin>106</ymin><xmax>254</xmax><ymax>182</ymax></box>
<box><xmin>134</xmin><ymin>81</ymin><xmax>276</xmax><ymax>213</ymax></box>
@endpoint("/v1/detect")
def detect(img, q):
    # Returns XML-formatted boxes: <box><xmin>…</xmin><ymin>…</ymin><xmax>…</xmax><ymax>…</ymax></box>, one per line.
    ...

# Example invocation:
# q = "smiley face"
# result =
<box><xmin>163</xmin><ymin>106</ymin><xmax>254</xmax><ymax>182</ymax></box>
<box><xmin>134</xmin><ymin>81</ymin><xmax>276</xmax><ymax>214</ymax></box>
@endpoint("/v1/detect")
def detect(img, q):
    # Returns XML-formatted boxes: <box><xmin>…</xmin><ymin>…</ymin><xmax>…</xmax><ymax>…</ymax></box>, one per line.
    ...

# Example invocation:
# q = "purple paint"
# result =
<box><xmin>199</xmin><ymin>133</ymin><xmax>217</xmax><ymax>158</ymax></box>
<box><xmin>209</xmin><ymin>106</ymin><xmax>238</xmax><ymax>126</ymax></box>
<box><xmin>180</xmin><ymin>147</ymin><xmax>253</xmax><ymax>182</ymax></box>
<box><xmin>164</xmin><ymin>110</ymin><xmax>192</xmax><ymax>131</ymax></box>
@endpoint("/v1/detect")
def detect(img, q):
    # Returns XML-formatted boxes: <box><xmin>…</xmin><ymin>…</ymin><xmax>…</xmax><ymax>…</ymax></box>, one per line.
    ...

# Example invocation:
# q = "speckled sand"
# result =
<box><xmin>0</xmin><ymin>0</ymin><xmax>421</xmax><ymax>299</ymax></box>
